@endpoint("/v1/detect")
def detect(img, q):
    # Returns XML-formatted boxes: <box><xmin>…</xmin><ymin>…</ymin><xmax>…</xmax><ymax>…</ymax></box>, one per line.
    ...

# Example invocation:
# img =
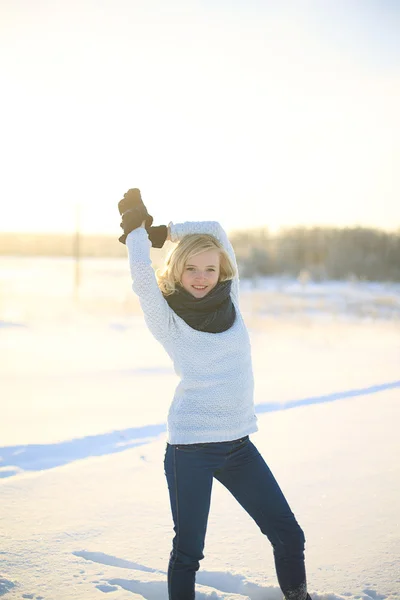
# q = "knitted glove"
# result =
<box><xmin>118</xmin><ymin>188</ymin><xmax>154</xmax><ymax>245</ymax></box>
<box><xmin>147</xmin><ymin>225</ymin><xmax>168</xmax><ymax>248</ymax></box>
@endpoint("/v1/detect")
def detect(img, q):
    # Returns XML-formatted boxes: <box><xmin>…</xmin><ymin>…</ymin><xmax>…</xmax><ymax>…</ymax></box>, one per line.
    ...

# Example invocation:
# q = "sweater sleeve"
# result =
<box><xmin>125</xmin><ymin>227</ymin><xmax>172</xmax><ymax>342</ymax></box>
<box><xmin>168</xmin><ymin>221</ymin><xmax>240</xmax><ymax>306</ymax></box>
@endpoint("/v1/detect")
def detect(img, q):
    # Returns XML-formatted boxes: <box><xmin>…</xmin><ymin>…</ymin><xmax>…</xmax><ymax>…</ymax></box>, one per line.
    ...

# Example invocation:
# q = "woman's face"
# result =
<box><xmin>180</xmin><ymin>249</ymin><xmax>220</xmax><ymax>297</ymax></box>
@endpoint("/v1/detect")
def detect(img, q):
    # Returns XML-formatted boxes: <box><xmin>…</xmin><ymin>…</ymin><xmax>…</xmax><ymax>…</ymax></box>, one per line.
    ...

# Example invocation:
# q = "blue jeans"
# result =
<box><xmin>164</xmin><ymin>436</ymin><xmax>310</xmax><ymax>600</ymax></box>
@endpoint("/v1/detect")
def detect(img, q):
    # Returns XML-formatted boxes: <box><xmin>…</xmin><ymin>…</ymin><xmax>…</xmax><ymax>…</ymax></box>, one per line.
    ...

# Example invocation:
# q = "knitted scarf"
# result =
<box><xmin>163</xmin><ymin>279</ymin><xmax>236</xmax><ymax>333</ymax></box>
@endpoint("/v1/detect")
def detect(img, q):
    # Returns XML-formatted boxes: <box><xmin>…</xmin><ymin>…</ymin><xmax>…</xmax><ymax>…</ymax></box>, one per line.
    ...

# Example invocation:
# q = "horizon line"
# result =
<box><xmin>0</xmin><ymin>224</ymin><xmax>399</xmax><ymax>236</ymax></box>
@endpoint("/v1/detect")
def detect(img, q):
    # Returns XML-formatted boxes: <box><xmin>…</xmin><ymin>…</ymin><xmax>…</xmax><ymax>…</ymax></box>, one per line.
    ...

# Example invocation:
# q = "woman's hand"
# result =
<box><xmin>147</xmin><ymin>225</ymin><xmax>168</xmax><ymax>248</ymax></box>
<box><xmin>117</xmin><ymin>188</ymin><xmax>155</xmax><ymax>245</ymax></box>
<box><xmin>118</xmin><ymin>189</ymin><xmax>154</xmax><ymax>230</ymax></box>
<box><xmin>118</xmin><ymin>206</ymin><xmax>149</xmax><ymax>245</ymax></box>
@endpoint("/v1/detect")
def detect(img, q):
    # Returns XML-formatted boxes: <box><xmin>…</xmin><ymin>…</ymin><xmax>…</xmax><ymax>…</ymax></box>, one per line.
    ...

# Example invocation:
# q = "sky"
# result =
<box><xmin>0</xmin><ymin>0</ymin><xmax>399</xmax><ymax>235</ymax></box>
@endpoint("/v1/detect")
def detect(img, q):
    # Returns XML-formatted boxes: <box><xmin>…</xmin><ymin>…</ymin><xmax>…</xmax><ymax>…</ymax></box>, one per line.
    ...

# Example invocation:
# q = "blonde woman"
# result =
<box><xmin>118</xmin><ymin>189</ymin><xmax>312</xmax><ymax>600</ymax></box>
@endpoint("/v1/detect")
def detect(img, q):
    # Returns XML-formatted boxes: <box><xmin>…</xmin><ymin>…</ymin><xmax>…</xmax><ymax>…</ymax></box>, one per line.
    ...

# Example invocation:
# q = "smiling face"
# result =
<box><xmin>180</xmin><ymin>249</ymin><xmax>221</xmax><ymax>297</ymax></box>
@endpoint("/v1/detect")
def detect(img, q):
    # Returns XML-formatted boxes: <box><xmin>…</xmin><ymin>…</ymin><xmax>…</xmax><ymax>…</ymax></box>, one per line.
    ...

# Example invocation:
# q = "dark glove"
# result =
<box><xmin>118</xmin><ymin>188</ymin><xmax>151</xmax><ymax>216</ymax></box>
<box><xmin>118</xmin><ymin>205</ymin><xmax>154</xmax><ymax>244</ymax></box>
<box><xmin>147</xmin><ymin>225</ymin><xmax>168</xmax><ymax>248</ymax></box>
<box><xmin>118</xmin><ymin>188</ymin><xmax>154</xmax><ymax>244</ymax></box>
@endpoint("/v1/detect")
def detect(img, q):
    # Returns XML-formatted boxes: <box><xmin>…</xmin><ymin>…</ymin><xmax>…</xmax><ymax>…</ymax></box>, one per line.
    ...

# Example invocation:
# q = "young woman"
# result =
<box><xmin>119</xmin><ymin>189</ymin><xmax>312</xmax><ymax>600</ymax></box>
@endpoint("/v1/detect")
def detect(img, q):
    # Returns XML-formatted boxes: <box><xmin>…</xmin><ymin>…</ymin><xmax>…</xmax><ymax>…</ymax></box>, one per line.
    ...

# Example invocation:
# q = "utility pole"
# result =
<box><xmin>73</xmin><ymin>203</ymin><xmax>81</xmax><ymax>302</ymax></box>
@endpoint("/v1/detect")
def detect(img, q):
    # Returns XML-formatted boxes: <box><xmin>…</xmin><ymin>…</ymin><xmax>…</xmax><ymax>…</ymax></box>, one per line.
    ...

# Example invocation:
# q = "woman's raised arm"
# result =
<box><xmin>125</xmin><ymin>228</ymin><xmax>173</xmax><ymax>343</ymax></box>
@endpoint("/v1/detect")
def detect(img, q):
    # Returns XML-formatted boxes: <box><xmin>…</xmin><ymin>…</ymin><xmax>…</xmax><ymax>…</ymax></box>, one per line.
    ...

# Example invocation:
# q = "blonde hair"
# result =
<box><xmin>155</xmin><ymin>234</ymin><xmax>237</xmax><ymax>296</ymax></box>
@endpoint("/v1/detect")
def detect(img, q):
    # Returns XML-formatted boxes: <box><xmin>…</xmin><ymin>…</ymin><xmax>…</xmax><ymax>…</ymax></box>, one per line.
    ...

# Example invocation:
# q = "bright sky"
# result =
<box><xmin>0</xmin><ymin>0</ymin><xmax>399</xmax><ymax>234</ymax></box>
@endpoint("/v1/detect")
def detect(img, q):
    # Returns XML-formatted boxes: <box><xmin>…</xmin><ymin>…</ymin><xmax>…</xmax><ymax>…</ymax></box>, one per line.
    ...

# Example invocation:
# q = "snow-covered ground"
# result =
<box><xmin>1</xmin><ymin>257</ymin><xmax>399</xmax><ymax>600</ymax></box>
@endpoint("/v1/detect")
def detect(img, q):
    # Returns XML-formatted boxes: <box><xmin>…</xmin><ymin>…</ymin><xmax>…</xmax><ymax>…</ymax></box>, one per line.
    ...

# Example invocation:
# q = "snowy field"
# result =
<box><xmin>1</xmin><ymin>257</ymin><xmax>399</xmax><ymax>600</ymax></box>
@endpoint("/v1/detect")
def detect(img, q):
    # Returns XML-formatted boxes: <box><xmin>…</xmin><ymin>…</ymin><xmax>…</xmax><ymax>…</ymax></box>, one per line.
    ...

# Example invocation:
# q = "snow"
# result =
<box><xmin>1</xmin><ymin>257</ymin><xmax>399</xmax><ymax>600</ymax></box>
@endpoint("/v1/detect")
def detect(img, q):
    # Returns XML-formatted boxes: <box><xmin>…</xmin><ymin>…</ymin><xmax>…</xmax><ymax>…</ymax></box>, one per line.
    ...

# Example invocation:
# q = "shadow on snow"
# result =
<box><xmin>1</xmin><ymin>380</ymin><xmax>399</xmax><ymax>479</ymax></box>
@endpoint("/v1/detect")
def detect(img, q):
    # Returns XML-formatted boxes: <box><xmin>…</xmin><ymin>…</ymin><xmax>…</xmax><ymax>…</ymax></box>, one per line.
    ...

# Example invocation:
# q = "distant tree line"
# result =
<box><xmin>230</xmin><ymin>226</ymin><xmax>400</xmax><ymax>282</ymax></box>
<box><xmin>0</xmin><ymin>226</ymin><xmax>399</xmax><ymax>281</ymax></box>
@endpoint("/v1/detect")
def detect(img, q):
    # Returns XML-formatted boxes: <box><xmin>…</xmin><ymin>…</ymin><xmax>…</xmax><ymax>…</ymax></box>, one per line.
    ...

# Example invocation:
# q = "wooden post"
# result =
<box><xmin>74</xmin><ymin>203</ymin><xmax>81</xmax><ymax>302</ymax></box>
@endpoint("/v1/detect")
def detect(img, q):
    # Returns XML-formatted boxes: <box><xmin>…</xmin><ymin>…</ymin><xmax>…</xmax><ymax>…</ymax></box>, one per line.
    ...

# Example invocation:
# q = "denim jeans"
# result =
<box><xmin>164</xmin><ymin>435</ymin><xmax>310</xmax><ymax>600</ymax></box>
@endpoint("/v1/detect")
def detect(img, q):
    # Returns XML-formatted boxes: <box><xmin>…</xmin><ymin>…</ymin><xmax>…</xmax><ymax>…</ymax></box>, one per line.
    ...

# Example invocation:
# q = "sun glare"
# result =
<box><xmin>0</xmin><ymin>2</ymin><xmax>398</xmax><ymax>234</ymax></box>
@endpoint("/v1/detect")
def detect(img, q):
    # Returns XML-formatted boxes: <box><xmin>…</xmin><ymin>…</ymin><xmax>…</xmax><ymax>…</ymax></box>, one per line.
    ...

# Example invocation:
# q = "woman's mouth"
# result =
<box><xmin>192</xmin><ymin>286</ymin><xmax>207</xmax><ymax>290</ymax></box>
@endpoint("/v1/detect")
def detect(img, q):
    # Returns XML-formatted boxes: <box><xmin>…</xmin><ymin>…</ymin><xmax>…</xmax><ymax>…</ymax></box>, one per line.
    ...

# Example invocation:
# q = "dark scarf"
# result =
<box><xmin>163</xmin><ymin>279</ymin><xmax>236</xmax><ymax>333</ymax></box>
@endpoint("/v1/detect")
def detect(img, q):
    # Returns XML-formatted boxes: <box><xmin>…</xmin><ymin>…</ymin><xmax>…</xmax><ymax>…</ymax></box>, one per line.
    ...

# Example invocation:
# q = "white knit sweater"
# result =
<box><xmin>126</xmin><ymin>221</ymin><xmax>259</xmax><ymax>444</ymax></box>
